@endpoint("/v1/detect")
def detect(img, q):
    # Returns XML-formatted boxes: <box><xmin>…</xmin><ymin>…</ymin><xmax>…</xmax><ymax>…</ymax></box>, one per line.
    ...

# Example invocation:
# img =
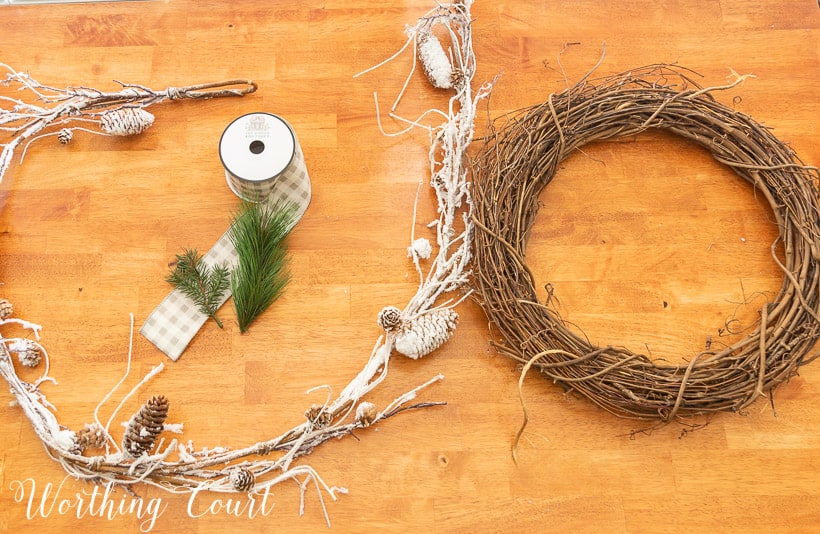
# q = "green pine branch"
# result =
<box><xmin>229</xmin><ymin>200</ymin><xmax>297</xmax><ymax>333</ymax></box>
<box><xmin>166</xmin><ymin>248</ymin><xmax>231</xmax><ymax>328</ymax></box>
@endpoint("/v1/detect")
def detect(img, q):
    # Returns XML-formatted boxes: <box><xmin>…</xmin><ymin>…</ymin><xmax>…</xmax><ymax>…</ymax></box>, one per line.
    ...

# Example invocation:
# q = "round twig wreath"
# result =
<box><xmin>470</xmin><ymin>64</ymin><xmax>820</xmax><ymax>422</ymax></box>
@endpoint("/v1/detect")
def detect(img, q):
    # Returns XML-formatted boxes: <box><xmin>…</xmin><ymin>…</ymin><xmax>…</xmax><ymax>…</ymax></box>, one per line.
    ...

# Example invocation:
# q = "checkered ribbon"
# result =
<box><xmin>140</xmin><ymin>141</ymin><xmax>311</xmax><ymax>360</ymax></box>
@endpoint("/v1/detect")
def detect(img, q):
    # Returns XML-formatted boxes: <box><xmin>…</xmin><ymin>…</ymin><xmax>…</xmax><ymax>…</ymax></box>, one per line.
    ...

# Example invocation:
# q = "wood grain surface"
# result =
<box><xmin>1</xmin><ymin>1</ymin><xmax>818</xmax><ymax>532</ymax></box>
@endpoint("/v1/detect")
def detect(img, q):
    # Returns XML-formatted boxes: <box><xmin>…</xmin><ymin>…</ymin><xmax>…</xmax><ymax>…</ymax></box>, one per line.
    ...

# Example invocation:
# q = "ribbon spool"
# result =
<box><xmin>219</xmin><ymin>112</ymin><xmax>299</xmax><ymax>202</ymax></box>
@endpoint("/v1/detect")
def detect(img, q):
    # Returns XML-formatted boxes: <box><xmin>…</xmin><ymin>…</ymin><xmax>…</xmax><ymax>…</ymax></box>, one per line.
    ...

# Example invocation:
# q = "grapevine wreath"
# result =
<box><xmin>470</xmin><ymin>63</ymin><xmax>820</xmax><ymax>424</ymax></box>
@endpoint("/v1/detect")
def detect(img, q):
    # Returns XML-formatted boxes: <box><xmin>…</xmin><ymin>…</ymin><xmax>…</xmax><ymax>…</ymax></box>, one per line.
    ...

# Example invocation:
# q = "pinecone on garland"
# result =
<box><xmin>0</xmin><ymin>298</ymin><xmax>13</xmax><ymax>320</ymax></box>
<box><xmin>122</xmin><ymin>395</ymin><xmax>169</xmax><ymax>458</ymax></box>
<box><xmin>394</xmin><ymin>308</ymin><xmax>458</xmax><ymax>360</ymax></box>
<box><xmin>75</xmin><ymin>422</ymin><xmax>108</xmax><ymax>453</ymax></box>
<box><xmin>12</xmin><ymin>339</ymin><xmax>41</xmax><ymax>367</ymax></box>
<box><xmin>100</xmin><ymin>107</ymin><xmax>155</xmax><ymax>136</ymax></box>
<box><xmin>57</xmin><ymin>128</ymin><xmax>73</xmax><ymax>144</ymax></box>
<box><xmin>305</xmin><ymin>404</ymin><xmax>333</xmax><ymax>429</ymax></box>
<box><xmin>377</xmin><ymin>306</ymin><xmax>403</xmax><ymax>333</ymax></box>
<box><xmin>355</xmin><ymin>402</ymin><xmax>378</xmax><ymax>427</ymax></box>
<box><xmin>229</xmin><ymin>467</ymin><xmax>255</xmax><ymax>492</ymax></box>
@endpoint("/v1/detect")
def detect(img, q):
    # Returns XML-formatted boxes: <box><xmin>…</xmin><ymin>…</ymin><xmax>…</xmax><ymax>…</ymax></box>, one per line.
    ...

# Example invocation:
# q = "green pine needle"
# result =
<box><xmin>229</xmin><ymin>200</ymin><xmax>297</xmax><ymax>333</ymax></box>
<box><xmin>166</xmin><ymin>248</ymin><xmax>231</xmax><ymax>328</ymax></box>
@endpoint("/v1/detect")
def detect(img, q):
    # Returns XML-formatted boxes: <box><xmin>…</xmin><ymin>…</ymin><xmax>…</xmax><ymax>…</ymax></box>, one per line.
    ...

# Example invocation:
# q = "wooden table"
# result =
<box><xmin>1</xmin><ymin>1</ymin><xmax>818</xmax><ymax>532</ymax></box>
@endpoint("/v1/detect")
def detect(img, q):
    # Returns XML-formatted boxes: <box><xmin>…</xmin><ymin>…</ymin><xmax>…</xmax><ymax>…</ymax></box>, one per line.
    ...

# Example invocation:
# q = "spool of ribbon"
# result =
<box><xmin>140</xmin><ymin>113</ymin><xmax>312</xmax><ymax>360</ymax></box>
<box><xmin>221</xmin><ymin>113</ymin><xmax>298</xmax><ymax>202</ymax></box>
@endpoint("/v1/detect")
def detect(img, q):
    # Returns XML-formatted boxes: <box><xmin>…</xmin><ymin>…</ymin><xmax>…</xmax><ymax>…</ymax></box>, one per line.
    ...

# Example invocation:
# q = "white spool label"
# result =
<box><xmin>219</xmin><ymin>112</ymin><xmax>296</xmax><ymax>186</ymax></box>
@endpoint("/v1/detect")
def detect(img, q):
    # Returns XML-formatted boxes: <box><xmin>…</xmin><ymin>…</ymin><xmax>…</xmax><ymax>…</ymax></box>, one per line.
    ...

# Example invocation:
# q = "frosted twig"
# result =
<box><xmin>0</xmin><ymin>317</ymin><xmax>42</xmax><ymax>339</ymax></box>
<box><xmin>0</xmin><ymin>63</ymin><xmax>256</xmax><ymax>187</ymax></box>
<box><xmin>93</xmin><ymin>313</ymin><xmax>135</xmax><ymax>454</ymax></box>
<box><xmin>360</xmin><ymin>2</ymin><xmax>491</xmax><ymax>356</ymax></box>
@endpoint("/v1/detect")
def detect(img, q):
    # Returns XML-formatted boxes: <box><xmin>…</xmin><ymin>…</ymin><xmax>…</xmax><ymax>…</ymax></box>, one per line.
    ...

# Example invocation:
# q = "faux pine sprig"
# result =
<box><xmin>229</xmin><ymin>200</ymin><xmax>297</xmax><ymax>333</ymax></box>
<box><xmin>166</xmin><ymin>249</ymin><xmax>231</xmax><ymax>328</ymax></box>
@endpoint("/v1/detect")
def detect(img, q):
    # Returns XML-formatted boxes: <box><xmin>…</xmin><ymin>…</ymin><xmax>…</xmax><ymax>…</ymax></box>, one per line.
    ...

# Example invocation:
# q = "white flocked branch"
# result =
<box><xmin>0</xmin><ymin>0</ymin><xmax>491</xmax><ymax>524</ymax></box>
<box><xmin>0</xmin><ymin>63</ymin><xmax>258</xmax><ymax>187</ymax></box>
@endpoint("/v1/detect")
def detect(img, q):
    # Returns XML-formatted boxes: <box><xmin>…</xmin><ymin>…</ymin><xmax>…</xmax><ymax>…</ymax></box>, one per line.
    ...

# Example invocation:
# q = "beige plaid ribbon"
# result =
<box><xmin>140</xmin><ymin>137</ymin><xmax>311</xmax><ymax>361</ymax></box>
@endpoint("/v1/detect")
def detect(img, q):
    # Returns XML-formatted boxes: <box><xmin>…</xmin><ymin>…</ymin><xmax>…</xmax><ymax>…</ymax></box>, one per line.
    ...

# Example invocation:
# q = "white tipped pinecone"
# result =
<box><xmin>394</xmin><ymin>308</ymin><xmax>458</xmax><ymax>359</ymax></box>
<box><xmin>100</xmin><ymin>107</ymin><xmax>155</xmax><ymax>136</ymax></box>
<box><xmin>229</xmin><ymin>467</ymin><xmax>255</xmax><ymax>492</ymax></box>
<box><xmin>407</xmin><ymin>238</ymin><xmax>433</xmax><ymax>260</ymax></box>
<box><xmin>355</xmin><ymin>402</ymin><xmax>378</xmax><ymax>427</ymax></box>
<box><xmin>377</xmin><ymin>306</ymin><xmax>403</xmax><ymax>333</ymax></box>
<box><xmin>0</xmin><ymin>298</ymin><xmax>13</xmax><ymax>320</ymax></box>
<box><xmin>417</xmin><ymin>30</ymin><xmax>454</xmax><ymax>89</ymax></box>
<box><xmin>122</xmin><ymin>395</ymin><xmax>169</xmax><ymax>457</ymax></box>
<box><xmin>57</xmin><ymin>128</ymin><xmax>73</xmax><ymax>144</ymax></box>
<box><xmin>75</xmin><ymin>422</ymin><xmax>108</xmax><ymax>453</ymax></box>
<box><xmin>11</xmin><ymin>339</ymin><xmax>41</xmax><ymax>367</ymax></box>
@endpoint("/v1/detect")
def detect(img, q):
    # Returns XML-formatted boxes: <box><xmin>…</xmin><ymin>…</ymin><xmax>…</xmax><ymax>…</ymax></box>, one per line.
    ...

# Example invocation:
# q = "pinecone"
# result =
<box><xmin>57</xmin><ymin>128</ymin><xmax>73</xmax><ymax>144</ymax></box>
<box><xmin>122</xmin><ymin>395</ymin><xmax>169</xmax><ymax>457</ymax></box>
<box><xmin>0</xmin><ymin>298</ymin><xmax>12</xmax><ymax>320</ymax></box>
<box><xmin>355</xmin><ymin>402</ymin><xmax>378</xmax><ymax>427</ymax></box>
<box><xmin>417</xmin><ymin>30</ymin><xmax>454</xmax><ymax>89</ymax></box>
<box><xmin>377</xmin><ymin>306</ymin><xmax>403</xmax><ymax>333</ymax></box>
<box><xmin>407</xmin><ymin>238</ymin><xmax>432</xmax><ymax>260</ymax></box>
<box><xmin>394</xmin><ymin>308</ymin><xmax>458</xmax><ymax>359</ymax></box>
<box><xmin>229</xmin><ymin>467</ymin><xmax>255</xmax><ymax>492</ymax></box>
<box><xmin>100</xmin><ymin>107</ymin><xmax>155</xmax><ymax>136</ymax></box>
<box><xmin>14</xmin><ymin>339</ymin><xmax>41</xmax><ymax>367</ymax></box>
<box><xmin>75</xmin><ymin>422</ymin><xmax>108</xmax><ymax>453</ymax></box>
<box><xmin>450</xmin><ymin>67</ymin><xmax>465</xmax><ymax>90</ymax></box>
<box><xmin>305</xmin><ymin>404</ymin><xmax>333</xmax><ymax>428</ymax></box>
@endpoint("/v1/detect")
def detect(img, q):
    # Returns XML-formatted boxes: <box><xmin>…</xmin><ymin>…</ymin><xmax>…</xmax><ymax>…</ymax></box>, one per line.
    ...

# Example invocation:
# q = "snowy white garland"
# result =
<box><xmin>0</xmin><ymin>0</ymin><xmax>490</xmax><ymax>524</ymax></box>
